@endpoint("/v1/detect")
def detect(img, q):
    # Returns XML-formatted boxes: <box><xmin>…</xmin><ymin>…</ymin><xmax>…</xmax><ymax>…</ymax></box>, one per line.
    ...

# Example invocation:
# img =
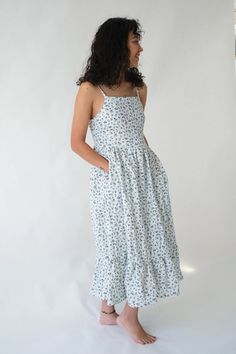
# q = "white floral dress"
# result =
<box><xmin>88</xmin><ymin>85</ymin><xmax>184</xmax><ymax>308</ymax></box>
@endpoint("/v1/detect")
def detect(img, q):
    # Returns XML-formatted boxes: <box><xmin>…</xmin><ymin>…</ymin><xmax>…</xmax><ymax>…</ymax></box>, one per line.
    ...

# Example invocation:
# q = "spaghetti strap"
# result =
<box><xmin>136</xmin><ymin>87</ymin><xmax>139</xmax><ymax>97</ymax></box>
<box><xmin>98</xmin><ymin>85</ymin><xmax>107</xmax><ymax>97</ymax></box>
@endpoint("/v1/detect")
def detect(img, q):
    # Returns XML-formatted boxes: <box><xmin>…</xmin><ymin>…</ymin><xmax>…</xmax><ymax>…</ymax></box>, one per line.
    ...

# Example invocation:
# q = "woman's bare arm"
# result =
<box><xmin>70</xmin><ymin>82</ymin><xmax>109</xmax><ymax>172</ymax></box>
<box><xmin>138</xmin><ymin>83</ymin><xmax>149</xmax><ymax>146</ymax></box>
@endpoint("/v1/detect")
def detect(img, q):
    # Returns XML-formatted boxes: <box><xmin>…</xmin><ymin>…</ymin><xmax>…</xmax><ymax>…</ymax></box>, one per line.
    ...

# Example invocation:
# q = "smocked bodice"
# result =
<box><xmin>89</xmin><ymin>90</ymin><xmax>146</xmax><ymax>152</ymax></box>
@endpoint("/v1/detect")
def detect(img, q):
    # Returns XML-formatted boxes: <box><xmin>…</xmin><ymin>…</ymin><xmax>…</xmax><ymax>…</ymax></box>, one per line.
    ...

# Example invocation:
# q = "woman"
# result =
<box><xmin>71</xmin><ymin>17</ymin><xmax>183</xmax><ymax>345</ymax></box>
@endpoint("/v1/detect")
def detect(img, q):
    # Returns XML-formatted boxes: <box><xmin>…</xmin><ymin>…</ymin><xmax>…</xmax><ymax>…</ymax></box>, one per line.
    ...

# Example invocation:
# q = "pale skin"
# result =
<box><xmin>71</xmin><ymin>31</ymin><xmax>157</xmax><ymax>345</ymax></box>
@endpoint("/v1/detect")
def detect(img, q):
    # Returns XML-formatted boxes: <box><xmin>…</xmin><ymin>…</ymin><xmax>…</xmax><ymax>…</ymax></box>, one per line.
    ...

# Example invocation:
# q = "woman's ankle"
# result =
<box><xmin>119</xmin><ymin>302</ymin><xmax>139</xmax><ymax>320</ymax></box>
<box><xmin>101</xmin><ymin>299</ymin><xmax>115</xmax><ymax>313</ymax></box>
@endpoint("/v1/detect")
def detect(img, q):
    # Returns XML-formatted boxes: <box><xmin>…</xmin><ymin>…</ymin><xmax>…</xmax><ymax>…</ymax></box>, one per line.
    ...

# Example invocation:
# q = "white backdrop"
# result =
<box><xmin>1</xmin><ymin>1</ymin><xmax>236</xmax><ymax>353</ymax></box>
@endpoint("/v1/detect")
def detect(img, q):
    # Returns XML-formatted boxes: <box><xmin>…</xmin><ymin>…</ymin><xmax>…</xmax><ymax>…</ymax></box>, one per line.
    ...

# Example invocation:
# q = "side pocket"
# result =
<box><xmin>103</xmin><ymin>158</ymin><xmax>110</xmax><ymax>176</ymax></box>
<box><xmin>91</xmin><ymin>157</ymin><xmax>110</xmax><ymax>176</ymax></box>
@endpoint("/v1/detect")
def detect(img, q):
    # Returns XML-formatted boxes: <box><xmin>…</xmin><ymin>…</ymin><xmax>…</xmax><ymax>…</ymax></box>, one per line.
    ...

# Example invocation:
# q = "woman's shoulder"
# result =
<box><xmin>137</xmin><ymin>82</ymin><xmax>147</xmax><ymax>99</ymax></box>
<box><xmin>78</xmin><ymin>81</ymin><xmax>99</xmax><ymax>101</ymax></box>
<box><xmin>137</xmin><ymin>82</ymin><xmax>147</xmax><ymax>91</ymax></box>
<box><xmin>79</xmin><ymin>81</ymin><xmax>98</xmax><ymax>92</ymax></box>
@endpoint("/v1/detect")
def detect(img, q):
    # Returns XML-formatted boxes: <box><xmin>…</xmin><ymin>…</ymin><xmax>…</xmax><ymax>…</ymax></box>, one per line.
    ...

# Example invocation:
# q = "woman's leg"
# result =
<box><xmin>99</xmin><ymin>299</ymin><xmax>119</xmax><ymax>325</ymax></box>
<box><xmin>101</xmin><ymin>299</ymin><xmax>115</xmax><ymax>313</ymax></box>
<box><xmin>116</xmin><ymin>301</ymin><xmax>157</xmax><ymax>345</ymax></box>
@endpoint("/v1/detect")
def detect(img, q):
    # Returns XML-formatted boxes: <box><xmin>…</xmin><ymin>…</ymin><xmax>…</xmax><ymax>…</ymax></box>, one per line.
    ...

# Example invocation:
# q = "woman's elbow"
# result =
<box><xmin>71</xmin><ymin>139</ymin><xmax>85</xmax><ymax>154</ymax></box>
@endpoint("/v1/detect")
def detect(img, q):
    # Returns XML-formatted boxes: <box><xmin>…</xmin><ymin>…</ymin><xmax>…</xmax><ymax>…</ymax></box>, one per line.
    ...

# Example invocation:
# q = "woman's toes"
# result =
<box><xmin>145</xmin><ymin>334</ymin><xmax>156</xmax><ymax>343</ymax></box>
<box><xmin>136</xmin><ymin>338</ymin><xmax>145</xmax><ymax>344</ymax></box>
<box><xmin>144</xmin><ymin>331</ymin><xmax>157</xmax><ymax>339</ymax></box>
<box><xmin>138</xmin><ymin>335</ymin><xmax>146</xmax><ymax>344</ymax></box>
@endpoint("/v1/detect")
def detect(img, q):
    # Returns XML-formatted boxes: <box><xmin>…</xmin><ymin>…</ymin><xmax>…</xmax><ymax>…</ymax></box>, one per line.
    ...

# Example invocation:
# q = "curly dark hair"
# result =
<box><xmin>76</xmin><ymin>17</ymin><xmax>145</xmax><ymax>89</ymax></box>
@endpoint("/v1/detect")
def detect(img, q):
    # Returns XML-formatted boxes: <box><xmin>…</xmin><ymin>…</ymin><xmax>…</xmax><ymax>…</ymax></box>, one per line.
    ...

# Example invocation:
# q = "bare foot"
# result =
<box><xmin>99</xmin><ymin>310</ymin><xmax>119</xmax><ymax>325</ymax></box>
<box><xmin>116</xmin><ymin>314</ymin><xmax>157</xmax><ymax>344</ymax></box>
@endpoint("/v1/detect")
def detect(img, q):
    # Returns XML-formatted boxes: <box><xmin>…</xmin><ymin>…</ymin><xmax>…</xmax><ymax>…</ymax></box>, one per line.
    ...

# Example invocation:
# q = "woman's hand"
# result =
<box><xmin>102</xmin><ymin>159</ymin><xmax>109</xmax><ymax>173</ymax></box>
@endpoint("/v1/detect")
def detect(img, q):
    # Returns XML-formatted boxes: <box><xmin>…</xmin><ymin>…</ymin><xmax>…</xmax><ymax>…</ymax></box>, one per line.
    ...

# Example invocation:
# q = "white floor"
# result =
<box><xmin>2</xmin><ymin>255</ymin><xmax>235</xmax><ymax>354</ymax></box>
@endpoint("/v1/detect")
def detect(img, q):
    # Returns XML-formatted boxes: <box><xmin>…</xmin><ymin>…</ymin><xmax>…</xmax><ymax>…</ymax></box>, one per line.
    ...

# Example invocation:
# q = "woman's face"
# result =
<box><xmin>127</xmin><ymin>31</ymin><xmax>143</xmax><ymax>68</ymax></box>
